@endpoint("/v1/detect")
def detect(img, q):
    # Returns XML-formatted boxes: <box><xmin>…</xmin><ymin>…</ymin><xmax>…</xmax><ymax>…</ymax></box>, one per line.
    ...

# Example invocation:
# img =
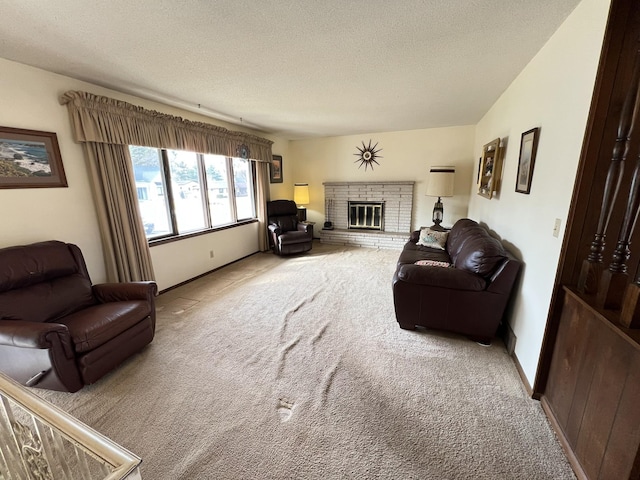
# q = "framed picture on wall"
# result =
<box><xmin>515</xmin><ymin>127</ymin><xmax>540</xmax><ymax>194</ymax></box>
<box><xmin>270</xmin><ymin>155</ymin><xmax>283</xmax><ymax>183</ymax></box>
<box><xmin>0</xmin><ymin>126</ymin><xmax>67</xmax><ymax>189</ymax></box>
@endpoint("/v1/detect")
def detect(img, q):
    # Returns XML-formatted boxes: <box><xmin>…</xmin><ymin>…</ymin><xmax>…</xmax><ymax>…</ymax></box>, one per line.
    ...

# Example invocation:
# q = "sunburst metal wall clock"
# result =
<box><xmin>354</xmin><ymin>140</ymin><xmax>382</xmax><ymax>171</ymax></box>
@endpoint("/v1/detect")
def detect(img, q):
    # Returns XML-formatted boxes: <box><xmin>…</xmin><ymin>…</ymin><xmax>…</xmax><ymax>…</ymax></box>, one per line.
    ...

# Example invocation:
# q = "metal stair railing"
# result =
<box><xmin>0</xmin><ymin>372</ymin><xmax>141</xmax><ymax>480</ymax></box>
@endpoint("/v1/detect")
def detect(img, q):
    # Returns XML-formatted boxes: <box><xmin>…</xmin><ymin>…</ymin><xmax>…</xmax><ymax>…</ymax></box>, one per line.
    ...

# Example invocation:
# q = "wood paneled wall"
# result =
<box><xmin>543</xmin><ymin>288</ymin><xmax>640</xmax><ymax>479</ymax></box>
<box><xmin>538</xmin><ymin>1</ymin><xmax>640</xmax><ymax>478</ymax></box>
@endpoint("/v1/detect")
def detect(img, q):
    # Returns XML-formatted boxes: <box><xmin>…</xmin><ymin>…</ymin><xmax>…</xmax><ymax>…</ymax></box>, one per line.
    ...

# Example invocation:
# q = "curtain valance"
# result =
<box><xmin>60</xmin><ymin>91</ymin><xmax>274</xmax><ymax>162</ymax></box>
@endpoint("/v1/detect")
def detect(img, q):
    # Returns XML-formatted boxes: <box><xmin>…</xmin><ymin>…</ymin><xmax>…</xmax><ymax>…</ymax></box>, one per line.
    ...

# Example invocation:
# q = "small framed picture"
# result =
<box><xmin>515</xmin><ymin>127</ymin><xmax>540</xmax><ymax>194</ymax></box>
<box><xmin>270</xmin><ymin>155</ymin><xmax>283</xmax><ymax>183</ymax></box>
<box><xmin>0</xmin><ymin>126</ymin><xmax>67</xmax><ymax>189</ymax></box>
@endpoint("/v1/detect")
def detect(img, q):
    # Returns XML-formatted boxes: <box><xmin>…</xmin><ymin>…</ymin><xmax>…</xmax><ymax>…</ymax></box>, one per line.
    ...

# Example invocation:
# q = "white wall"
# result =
<box><xmin>0</xmin><ymin>57</ymin><xmax>285</xmax><ymax>290</ymax></box>
<box><xmin>150</xmin><ymin>222</ymin><xmax>260</xmax><ymax>289</ymax></box>
<box><xmin>269</xmin><ymin>143</ymin><xmax>293</xmax><ymax>201</ymax></box>
<box><xmin>468</xmin><ymin>0</ymin><xmax>611</xmax><ymax>385</ymax></box>
<box><xmin>289</xmin><ymin>126</ymin><xmax>476</xmax><ymax>232</ymax></box>
<box><xmin>0</xmin><ymin>59</ymin><xmax>106</xmax><ymax>280</ymax></box>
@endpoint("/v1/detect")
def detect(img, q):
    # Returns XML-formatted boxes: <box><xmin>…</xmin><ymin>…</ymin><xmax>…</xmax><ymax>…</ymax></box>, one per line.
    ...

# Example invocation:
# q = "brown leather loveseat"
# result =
<box><xmin>392</xmin><ymin>218</ymin><xmax>521</xmax><ymax>344</ymax></box>
<box><xmin>0</xmin><ymin>240</ymin><xmax>157</xmax><ymax>392</ymax></box>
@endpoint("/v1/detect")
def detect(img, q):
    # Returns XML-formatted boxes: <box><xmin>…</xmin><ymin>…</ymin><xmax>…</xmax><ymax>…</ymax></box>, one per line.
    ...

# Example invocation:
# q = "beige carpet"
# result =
<box><xmin>37</xmin><ymin>243</ymin><xmax>575</xmax><ymax>479</ymax></box>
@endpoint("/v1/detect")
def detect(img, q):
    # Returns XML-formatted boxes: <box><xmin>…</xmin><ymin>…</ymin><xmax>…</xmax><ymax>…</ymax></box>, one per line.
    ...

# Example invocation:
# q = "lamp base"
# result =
<box><xmin>432</xmin><ymin>197</ymin><xmax>444</xmax><ymax>228</ymax></box>
<box><xmin>297</xmin><ymin>207</ymin><xmax>307</xmax><ymax>222</ymax></box>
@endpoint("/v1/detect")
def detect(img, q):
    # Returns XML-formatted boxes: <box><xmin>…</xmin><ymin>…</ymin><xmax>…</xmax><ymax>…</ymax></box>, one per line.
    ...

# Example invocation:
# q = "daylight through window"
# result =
<box><xmin>129</xmin><ymin>145</ymin><xmax>256</xmax><ymax>240</ymax></box>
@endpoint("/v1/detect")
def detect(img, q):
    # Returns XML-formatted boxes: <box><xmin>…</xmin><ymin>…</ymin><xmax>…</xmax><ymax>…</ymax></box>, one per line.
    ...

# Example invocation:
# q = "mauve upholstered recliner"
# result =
<box><xmin>0</xmin><ymin>240</ymin><xmax>157</xmax><ymax>392</ymax></box>
<box><xmin>267</xmin><ymin>200</ymin><xmax>313</xmax><ymax>255</ymax></box>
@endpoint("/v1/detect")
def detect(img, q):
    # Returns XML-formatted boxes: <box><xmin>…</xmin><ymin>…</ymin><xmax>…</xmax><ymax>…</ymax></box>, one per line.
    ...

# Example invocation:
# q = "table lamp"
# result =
<box><xmin>294</xmin><ymin>183</ymin><xmax>310</xmax><ymax>222</ymax></box>
<box><xmin>426</xmin><ymin>167</ymin><xmax>455</xmax><ymax>230</ymax></box>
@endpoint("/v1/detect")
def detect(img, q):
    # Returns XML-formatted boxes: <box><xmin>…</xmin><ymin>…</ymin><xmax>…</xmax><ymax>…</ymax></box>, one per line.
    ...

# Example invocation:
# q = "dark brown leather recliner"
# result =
<box><xmin>0</xmin><ymin>240</ymin><xmax>157</xmax><ymax>392</ymax></box>
<box><xmin>267</xmin><ymin>200</ymin><xmax>313</xmax><ymax>255</ymax></box>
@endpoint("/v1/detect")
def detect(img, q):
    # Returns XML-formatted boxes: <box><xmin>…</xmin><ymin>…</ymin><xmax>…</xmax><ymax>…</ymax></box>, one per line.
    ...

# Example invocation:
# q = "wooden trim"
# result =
<box><xmin>149</xmin><ymin>219</ymin><xmax>258</xmax><ymax>247</ymax></box>
<box><xmin>510</xmin><ymin>351</ymin><xmax>533</xmax><ymax>397</ymax></box>
<box><xmin>534</xmin><ymin>0</ymin><xmax>634</xmax><ymax>396</ymax></box>
<box><xmin>540</xmin><ymin>396</ymin><xmax>589</xmax><ymax>480</ymax></box>
<box><xmin>157</xmin><ymin>239</ymin><xmax>320</xmax><ymax>293</ymax></box>
<box><xmin>564</xmin><ymin>285</ymin><xmax>640</xmax><ymax>348</ymax></box>
<box><xmin>158</xmin><ymin>250</ymin><xmax>260</xmax><ymax>295</ymax></box>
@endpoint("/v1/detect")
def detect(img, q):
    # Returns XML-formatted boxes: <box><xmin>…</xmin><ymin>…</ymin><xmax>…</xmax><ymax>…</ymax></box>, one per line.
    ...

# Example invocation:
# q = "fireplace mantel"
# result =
<box><xmin>323</xmin><ymin>181</ymin><xmax>414</xmax><ymax>186</ymax></box>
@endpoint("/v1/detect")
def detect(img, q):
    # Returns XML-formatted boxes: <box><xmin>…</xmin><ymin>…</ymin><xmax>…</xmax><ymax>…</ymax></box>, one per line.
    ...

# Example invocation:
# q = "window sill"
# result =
<box><xmin>148</xmin><ymin>219</ymin><xmax>258</xmax><ymax>247</ymax></box>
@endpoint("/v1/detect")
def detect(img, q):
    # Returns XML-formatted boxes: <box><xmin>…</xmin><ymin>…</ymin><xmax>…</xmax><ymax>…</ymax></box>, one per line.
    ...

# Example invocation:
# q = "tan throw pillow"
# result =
<box><xmin>414</xmin><ymin>259</ymin><xmax>451</xmax><ymax>267</ymax></box>
<box><xmin>416</xmin><ymin>227</ymin><xmax>448</xmax><ymax>250</ymax></box>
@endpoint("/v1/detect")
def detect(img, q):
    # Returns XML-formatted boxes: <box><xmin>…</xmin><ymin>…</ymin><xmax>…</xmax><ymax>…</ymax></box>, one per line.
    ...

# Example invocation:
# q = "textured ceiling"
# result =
<box><xmin>0</xmin><ymin>1</ymin><xmax>582</xmax><ymax>139</ymax></box>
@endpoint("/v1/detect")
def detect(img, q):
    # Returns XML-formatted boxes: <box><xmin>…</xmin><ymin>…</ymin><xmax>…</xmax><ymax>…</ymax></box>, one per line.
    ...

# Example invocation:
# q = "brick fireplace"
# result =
<box><xmin>321</xmin><ymin>181</ymin><xmax>414</xmax><ymax>249</ymax></box>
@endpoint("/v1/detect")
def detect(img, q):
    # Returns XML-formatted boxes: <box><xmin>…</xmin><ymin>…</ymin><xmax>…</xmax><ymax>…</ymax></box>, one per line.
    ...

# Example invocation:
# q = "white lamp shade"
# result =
<box><xmin>426</xmin><ymin>167</ymin><xmax>455</xmax><ymax>197</ymax></box>
<box><xmin>294</xmin><ymin>183</ymin><xmax>310</xmax><ymax>205</ymax></box>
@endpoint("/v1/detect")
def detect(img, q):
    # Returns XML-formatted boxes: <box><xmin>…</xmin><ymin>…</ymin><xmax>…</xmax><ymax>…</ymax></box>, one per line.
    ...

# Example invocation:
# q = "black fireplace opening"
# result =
<box><xmin>348</xmin><ymin>201</ymin><xmax>384</xmax><ymax>230</ymax></box>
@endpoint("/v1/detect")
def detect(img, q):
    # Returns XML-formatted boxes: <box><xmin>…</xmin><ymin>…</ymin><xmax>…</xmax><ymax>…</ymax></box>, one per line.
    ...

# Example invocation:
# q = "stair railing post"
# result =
<box><xmin>578</xmin><ymin>49</ymin><xmax>640</xmax><ymax>294</ymax></box>
<box><xmin>598</xmin><ymin>156</ymin><xmax>640</xmax><ymax>309</ymax></box>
